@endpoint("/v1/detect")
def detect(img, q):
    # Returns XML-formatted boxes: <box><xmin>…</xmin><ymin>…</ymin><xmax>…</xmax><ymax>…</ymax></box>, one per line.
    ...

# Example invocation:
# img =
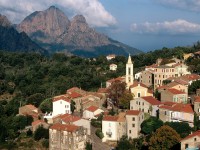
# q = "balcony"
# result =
<box><xmin>106</xmin><ymin>131</ymin><xmax>112</xmax><ymax>136</ymax></box>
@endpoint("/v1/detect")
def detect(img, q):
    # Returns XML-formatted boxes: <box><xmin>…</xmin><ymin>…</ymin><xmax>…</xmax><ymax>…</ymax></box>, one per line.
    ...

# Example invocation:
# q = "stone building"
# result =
<box><xmin>49</xmin><ymin>123</ymin><xmax>87</xmax><ymax>150</ymax></box>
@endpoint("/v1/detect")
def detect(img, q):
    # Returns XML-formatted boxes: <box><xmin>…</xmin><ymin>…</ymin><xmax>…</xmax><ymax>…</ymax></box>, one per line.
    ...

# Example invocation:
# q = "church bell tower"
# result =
<box><xmin>126</xmin><ymin>54</ymin><xmax>134</xmax><ymax>88</ymax></box>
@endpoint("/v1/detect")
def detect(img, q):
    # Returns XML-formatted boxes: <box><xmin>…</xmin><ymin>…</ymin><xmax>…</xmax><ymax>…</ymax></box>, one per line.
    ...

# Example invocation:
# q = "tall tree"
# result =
<box><xmin>149</xmin><ymin>125</ymin><xmax>181</xmax><ymax>150</ymax></box>
<box><xmin>119</xmin><ymin>91</ymin><xmax>133</xmax><ymax>109</ymax></box>
<box><xmin>108</xmin><ymin>80</ymin><xmax>126</xmax><ymax>107</ymax></box>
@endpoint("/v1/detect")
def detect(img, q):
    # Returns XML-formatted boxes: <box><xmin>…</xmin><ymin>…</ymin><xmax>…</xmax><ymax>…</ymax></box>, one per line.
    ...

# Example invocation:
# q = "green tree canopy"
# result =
<box><xmin>164</xmin><ymin>122</ymin><xmax>192</xmax><ymax>138</ymax></box>
<box><xmin>141</xmin><ymin>116</ymin><xmax>163</xmax><ymax>135</ymax></box>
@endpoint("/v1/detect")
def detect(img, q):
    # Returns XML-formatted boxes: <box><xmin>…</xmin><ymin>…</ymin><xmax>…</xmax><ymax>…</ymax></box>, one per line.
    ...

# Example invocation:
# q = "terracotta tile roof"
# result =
<box><xmin>50</xmin><ymin>123</ymin><xmax>79</xmax><ymax>132</ymax></box>
<box><xmin>32</xmin><ymin>120</ymin><xmax>46</xmax><ymax>126</ymax></box>
<box><xmin>167</xmin><ymin>88</ymin><xmax>186</xmax><ymax>94</ymax></box>
<box><xmin>53</xmin><ymin>95</ymin><xmax>71</xmax><ymax>103</ymax></box>
<box><xmin>69</xmin><ymin>92</ymin><xmax>82</xmax><ymax>98</ymax></box>
<box><xmin>97</xmin><ymin>88</ymin><xmax>109</xmax><ymax>93</ymax></box>
<box><xmin>86</xmin><ymin>106</ymin><xmax>99</xmax><ymax>112</ymax></box>
<box><xmin>66</xmin><ymin>87</ymin><xmax>86</xmax><ymax>95</ymax></box>
<box><xmin>130</xmin><ymin>81</ymin><xmax>148</xmax><ymax>89</ymax></box>
<box><xmin>103</xmin><ymin>115</ymin><xmax>119</xmax><ymax>122</ymax></box>
<box><xmin>107</xmin><ymin>77</ymin><xmax>125</xmax><ymax>83</ymax></box>
<box><xmin>183</xmin><ymin>74</ymin><xmax>200</xmax><ymax>81</ymax></box>
<box><xmin>54</xmin><ymin>114</ymin><xmax>81</xmax><ymax>123</ymax></box>
<box><xmin>175</xmin><ymin>79</ymin><xmax>189</xmax><ymax>85</ymax></box>
<box><xmin>146</xmin><ymin>63</ymin><xmax>158</xmax><ymax>68</ymax></box>
<box><xmin>194</xmin><ymin>96</ymin><xmax>200</xmax><ymax>103</ymax></box>
<box><xmin>26</xmin><ymin>104</ymin><xmax>37</xmax><ymax>110</ymax></box>
<box><xmin>141</xmin><ymin>96</ymin><xmax>161</xmax><ymax>105</ymax></box>
<box><xmin>126</xmin><ymin>110</ymin><xmax>140</xmax><ymax>116</ymax></box>
<box><xmin>159</xmin><ymin>103</ymin><xmax>194</xmax><ymax>114</ymax></box>
<box><xmin>181</xmin><ymin>130</ymin><xmax>200</xmax><ymax>141</ymax></box>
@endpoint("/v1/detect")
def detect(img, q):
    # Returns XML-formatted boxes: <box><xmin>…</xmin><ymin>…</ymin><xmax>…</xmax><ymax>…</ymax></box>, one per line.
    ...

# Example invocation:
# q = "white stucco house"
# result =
<box><xmin>110</xmin><ymin>64</ymin><xmax>117</xmax><ymax>71</ymax></box>
<box><xmin>102</xmin><ymin>112</ymin><xmax>126</xmax><ymax>142</ymax></box>
<box><xmin>52</xmin><ymin>95</ymin><xmax>71</xmax><ymax>116</ymax></box>
<box><xmin>83</xmin><ymin>106</ymin><xmax>104</xmax><ymax>120</ymax></box>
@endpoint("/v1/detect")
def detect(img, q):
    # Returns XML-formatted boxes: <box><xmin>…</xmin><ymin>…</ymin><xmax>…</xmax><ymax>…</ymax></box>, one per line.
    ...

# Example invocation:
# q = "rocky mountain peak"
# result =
<box><xmin>72</xmin><ymin>15</ymin><xmax>87</xmax><ymax>24</ymax></box>
<box><xmin>17</xmin><ymin>6</ymin><xmax>70</xmax><ymax>43</ymax></box>
<box><xmin>0</xmin><ymin>14</ymin><xmax>11</xmax><ymax>27</ymax></box>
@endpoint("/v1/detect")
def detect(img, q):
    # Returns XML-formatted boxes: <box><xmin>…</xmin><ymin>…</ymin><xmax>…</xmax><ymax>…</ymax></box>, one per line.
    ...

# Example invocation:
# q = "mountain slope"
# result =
<box><xmin>17</xmin><ymin>6</ymin><xmax>142</xmax><ymax>57</ymax></box>
<box><xmin>0</xmin><ymin>14</ymin><xmax>47</xmax><ymax>55</ymax></box>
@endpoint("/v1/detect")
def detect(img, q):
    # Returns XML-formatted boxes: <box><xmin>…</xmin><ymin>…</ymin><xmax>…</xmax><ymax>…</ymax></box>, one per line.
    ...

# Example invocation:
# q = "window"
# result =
<box><xmin>128</xmin><ymin>67</ymin><xmax>131</xmax><ymax>75</ymax></box>
<box><xmin>142</xmin><ymin>102</ymin><xmax>144</xmax><ymax>105</ymax></box>
<box><xmin>194</xmin><ymin>138</ymin><xmax>196</xmax><ymax>141</ymax></box>
<box><xmin>129</xmin><ymin>130</ymin><xmax>131</xmax><ymax>134</ymax></box>
<box><xmin>138</xmin><ymin>93</ymin><xmax>141</xmax><ymax>97</ymax></box>
<box><xmin>132</xmin><ymin>124</ymin><xmax>135</xmax><ymax>127</ymax></box>
<box><xmin>139</xmin><ymin>102</ymin><xmax>140</xmax><ymax>105</ymax></box>
<box><xmin>165</xmin><ymin>111</ymin><xmax>167</xmax><ymax>115</ymax></box>
<box><xmin>185</xmin><ymin>144</ymin><xmax>188</xmax><ymax>149</ymax></box>
<box><xmin>60</xmin><ymin>101</ymin><xmax>62</xmax><ymax>104</ymax></box>
<box><xmin>65</xmin><ymin>105</ymin><xmax>66</xmax><ymax>108</ymax></box>
<box><xmin>132</xmin><ymin>117</ymin><xmax>135</xmax><ymax>121</ymax></box>
<box><xmin>131</xmin><ymin>107</ymin><xmax>133</xmax><ymax>110</ymax></box>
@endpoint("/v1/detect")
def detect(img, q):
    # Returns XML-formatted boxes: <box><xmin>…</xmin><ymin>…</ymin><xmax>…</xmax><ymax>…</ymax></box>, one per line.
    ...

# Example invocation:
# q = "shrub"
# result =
<box><xmin>95</xmin><ymin>129</ymin><xmax>104</xmax><ymax>139</ymax></box>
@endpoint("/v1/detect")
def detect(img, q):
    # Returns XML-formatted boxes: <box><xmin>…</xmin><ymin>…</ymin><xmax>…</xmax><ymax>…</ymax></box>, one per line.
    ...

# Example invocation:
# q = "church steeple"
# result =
<box><xmin>126</xmin><ymin>54</ymin><xmax>134</xmax><ymax>88</ymax></box>
<box><xmin>127</xmin><ymin>54</ymin><xmax>133</xmax><ymax>64</ymax></box>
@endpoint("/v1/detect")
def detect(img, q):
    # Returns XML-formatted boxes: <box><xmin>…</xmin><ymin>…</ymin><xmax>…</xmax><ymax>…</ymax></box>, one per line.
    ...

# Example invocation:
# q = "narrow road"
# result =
<box><xmin>90</xmin><ymin>126</ymin><xmax>112</xmax><ymax>150</ymax></box>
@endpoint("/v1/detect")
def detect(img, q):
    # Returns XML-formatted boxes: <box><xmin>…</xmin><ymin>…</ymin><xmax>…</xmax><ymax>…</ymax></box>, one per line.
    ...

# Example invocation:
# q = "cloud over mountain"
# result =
<box><xmin>0</xmin><ymin>0</ymin><xmax>116</xmax><ymax>27</ymax></box>
<box><xmin>154</xmin><ymin>0</ymin><xmax>200</xmax><ymax>12</ymax></box>
<box><xmin>131</xmin><ymin>19</ymin><xmax>200</xmax><ymax>35</ymax></box>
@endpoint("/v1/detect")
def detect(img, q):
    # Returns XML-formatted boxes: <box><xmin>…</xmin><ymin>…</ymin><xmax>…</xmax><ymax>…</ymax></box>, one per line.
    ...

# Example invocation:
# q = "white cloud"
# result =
<box><xmin>0</xmin><ymin>0</ymin><xmax>116</xmax><ymax>27</ymax></box>
<box><xmin>154</xmin><ymin>0</ymin><xmax>200</xmax><ymax>12</ymax></box>
<box><xmin>130</xmin><ymin>19</ymin><xmax>200</xmax><ymax>35</ymax></box>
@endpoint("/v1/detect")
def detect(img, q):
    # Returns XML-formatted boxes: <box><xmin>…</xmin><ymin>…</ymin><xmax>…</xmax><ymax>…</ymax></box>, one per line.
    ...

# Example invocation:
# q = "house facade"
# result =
<box><xmin>180</xmin><ymin>130</ymin><xmax>200</xmax><ymax>150</ymax></box>
<box><xmin>53</xmin><ymin>95</ymin><xmax>71</xmax><ymax>116</ymax></box>
<box><xmin>102</xmin><ymin>112</ymin><xmax>126</xmax><ymax>142</ymax></box>
<box><xmin>130</xmin><ymin>96</ymin><xmax>161</xmax><ymax>117</ymax></box>
<box><xmin>49</xmin><ymin>123</ymin><xmax>87</xmax><ymax>150</ymax></box>
<box><xmin>160</xmin><ymin>88</ymin><xmax>188</xmax><ymax>104</ymax></box>
<box><xmin>110</xmin><ymin>64</ymin><xmax>117</xmax><ymax>71</ymax></box>
<box><xmin>159</xmin><ymin>102</ymin><xmax>194</xmax><ymax>127</ymax></box>
<box><xmin>129</xmin><ymin>81</ymin><xmax>153</xmax><ymax>98</ymax></box>
<box><xmin>83</xmin><ymin>106</ymin><xmax>104</xmax><ymax>120</ymax></box>
<box><xmin>126</xmin><ymin>110</ymin><xmax>144</xmax><ymax>139</ymax></box>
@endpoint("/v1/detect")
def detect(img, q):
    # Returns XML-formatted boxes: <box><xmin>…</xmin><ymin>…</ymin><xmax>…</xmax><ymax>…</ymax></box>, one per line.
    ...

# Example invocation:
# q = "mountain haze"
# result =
<box><xmin>17</xmin><ymin>6</ymin><xmax>142</xmax><ymax>57</ymax></box>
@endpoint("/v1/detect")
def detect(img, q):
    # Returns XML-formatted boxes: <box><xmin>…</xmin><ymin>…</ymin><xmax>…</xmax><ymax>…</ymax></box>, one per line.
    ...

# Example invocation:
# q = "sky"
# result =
<box><xmin>0</xmin><ymin>0</ymin><xmax>200</xmax><ymax>52</ymax></box>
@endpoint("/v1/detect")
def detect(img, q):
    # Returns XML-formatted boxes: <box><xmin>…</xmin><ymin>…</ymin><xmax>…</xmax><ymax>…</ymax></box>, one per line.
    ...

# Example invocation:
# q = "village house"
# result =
<box><xmin>167</xmin><ymin>74</ymin><xmax>200</xmax><ymax>86</ymax></box>
<box><xmin>157</xmin><ymin>81</ymin><xmax>188</xmax><ymax>94</ymax></box>
<box><xmin>172</xmin><ymin>63</ymin><xmax>191</xmax><ymax>76</ymax></box>
<box><xmin>53</xmin><ymin>113</ymin><xmax>91</xmax><ymax>135</ymax></box>
<box><xmin>52</xmin><ymin>95</ymin><xmax>71</xmax><ymax>116</ymax></box>
<box><xmin>83</xmin><ymin>106</ymin><xmax>104</xmax><ymax>120</ymax></box>
<box><xmin>129</xmin><ymin>81</ymin><xmax>153</xmax><ymax>98</ymax></box>
<box><xmin>49</xmin><ymin>123</ymin><xmax>87</xmax><ymax>150</ymax></box>
<box><xmin>194</xmin><ymin>96</ymin><xmax>200</xmax><ymax>119</ymax></box>
<box><xmin>183</xmin><ymin>53</ymin><xmax>193</xmax><ymax>60</ymax></box>
<box><xmin>140</xmin><ymin>70</ymin><xmax>154</xmax><ymax>87</ymax></box>
<box><xmin>32</xmin><ymin>120</ymin><xmax>49</xmax><ymax>132</ymax></box>
<box><xmin>180</xmin><ymin>130</ymin><xmax>200</xmax><ymax>150</ymax></box>
<box><xmin>160</xmin><ymin>88</ymin><xmax>188</xmax><ymax>104</ymax></box>
<box><xmin>106</xmin><ymin>77</ymin><xmax>125</xmax><ymax>88</ymax></box>
<box><xmin>102</xmin><ymin>112</ymin><xmax>126</xmax><ymax>142</ymax></box>
<box><xmin>130</xmin><ymin>96</ymin><xmax>161</xmax><ymax>117</ymax></box>
<box><xmin>106</xmin><ymin>54</ymin><xmax>116</xmax><ymax>61</ymax></box>
<box><xmin>159</xmin><ymin>102</ymin><xmax>194</xmax><ymax>127</ymax></box>
<box><xmin>110</xmin><ymin>64</ymin><xmax>117</xmax><ymax>71</ymax></box>
<box><xmin>19</xmin><ymin>104</ymin><xmax>41</xmax><ymax>121</ymax></box>
<box><xmin>134</xmin><ymin>71</ymin><xmax>142</xmax><ymax>80</ymax></box>
<box><xmin>126</xmin><ymin>110</ymin><xmax>144</xmax><ymax>139</ymax></box>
